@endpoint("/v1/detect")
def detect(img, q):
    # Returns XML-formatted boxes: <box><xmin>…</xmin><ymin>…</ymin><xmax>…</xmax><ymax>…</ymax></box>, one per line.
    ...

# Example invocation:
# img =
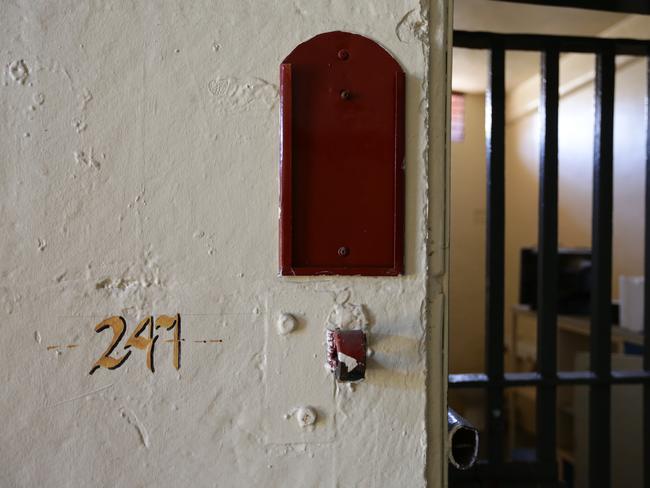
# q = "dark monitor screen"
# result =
<box><xmin>519</xmin><ymin>247</ymin><xmax>591</xmax><ymax>315</ymax></box>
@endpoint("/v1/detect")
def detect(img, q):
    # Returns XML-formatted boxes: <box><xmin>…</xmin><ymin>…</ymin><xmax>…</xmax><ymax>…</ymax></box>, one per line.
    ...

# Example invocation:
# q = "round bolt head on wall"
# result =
<box><xmin>296</xmin><ymin>406</ymin><xmax>317</xmax><ymax>427</ymax></box>
<box><xmin>276</xmin><ymin>313</ymin><xmax>297</xmax><ymax>335</ymax></box>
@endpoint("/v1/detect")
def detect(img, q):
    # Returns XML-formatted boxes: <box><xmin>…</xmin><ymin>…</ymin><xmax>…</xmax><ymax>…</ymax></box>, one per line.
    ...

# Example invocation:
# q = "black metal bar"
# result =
<box><xmin>537</xmin><ymin>49</ymin><xmax>559</xmax><ymax>470</ymax></box>
<box><xmin>643</xmin><ymin>53</ymin><xmax>650</xmax><ymax>488</ymax></box>
<box><xmin>454</xmin><ymin>30</ymin><xmax>650</xmax><ymax>56</ymax></box>
<box><xmin>449</xmin><ymin>370</ymin><xmax>650</xmax><ymax>388</ymax></box>
<box><xmin>489</xmin><ymin>0</ymin><xmax>650</xmax><ymax>15</ymax></box>
<box><xmin>485</xmin><ymin>45</ymin><xmax>506</xmax><ymax>467</ymax></box>
<box><xmin>589</xmin><ymin>49</ymin><xmax>615</xmax><ymax>488</ymax></box>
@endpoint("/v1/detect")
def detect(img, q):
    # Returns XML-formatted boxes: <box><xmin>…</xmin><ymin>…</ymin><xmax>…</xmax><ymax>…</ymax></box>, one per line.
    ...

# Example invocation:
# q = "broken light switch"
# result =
<box><xmin>326</xmin><ymin>328</ymin><xmax>367</xmax><ymax>382</ymax></box>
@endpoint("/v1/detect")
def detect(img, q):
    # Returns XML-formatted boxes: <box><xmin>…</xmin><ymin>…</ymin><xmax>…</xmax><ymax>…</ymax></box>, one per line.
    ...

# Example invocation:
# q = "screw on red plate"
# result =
<box><xmin>337</xmin><ymin>49</ymin><xmax>349</xmax><ymax>60</ymax></box>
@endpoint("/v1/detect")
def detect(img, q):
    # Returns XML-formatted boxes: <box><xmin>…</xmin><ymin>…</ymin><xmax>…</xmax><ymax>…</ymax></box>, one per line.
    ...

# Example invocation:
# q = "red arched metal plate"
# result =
<box><xmin>279</xmin><ymin>31</ymin><xmax>405</xmax><ymax>276</ymax></box>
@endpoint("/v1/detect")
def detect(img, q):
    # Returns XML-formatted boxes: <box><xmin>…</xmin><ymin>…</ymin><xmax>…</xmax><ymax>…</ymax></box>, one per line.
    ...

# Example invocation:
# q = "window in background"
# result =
<box><xmin>451</xmin><ymin>92</ymin><xmax>465</xmax><ymax>142</ymax></box>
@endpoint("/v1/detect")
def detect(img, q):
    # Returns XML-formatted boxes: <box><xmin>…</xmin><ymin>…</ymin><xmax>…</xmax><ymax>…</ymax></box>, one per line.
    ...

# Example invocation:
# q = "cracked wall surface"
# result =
<box><xmin>0</xmin><ymin>1</ymin><xmax>449</xmax><ymax>487</ymax></box>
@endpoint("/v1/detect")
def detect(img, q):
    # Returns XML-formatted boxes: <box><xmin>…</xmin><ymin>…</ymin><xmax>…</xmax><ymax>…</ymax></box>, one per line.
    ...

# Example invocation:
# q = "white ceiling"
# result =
<box><xmin>452</xmin><ymin>0</ymin><xmax>628</xmax><ymax>93</ymax></box>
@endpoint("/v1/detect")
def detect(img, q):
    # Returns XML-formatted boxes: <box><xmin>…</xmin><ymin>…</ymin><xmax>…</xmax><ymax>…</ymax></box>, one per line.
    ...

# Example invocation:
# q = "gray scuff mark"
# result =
<box><xmin>119</xmin><ymin>407</ymin><xmax>150</xmax><ymax>448</ymax></box>
<box><xmin>0</xmin><ymin>288</ymin><xmax>22</xmax><ymax>315</ymax></box>
<box><xmin>31</xmin><ymin>56</ymin><xmax>74</xmax><ymax>93</ymax></box>
<box><xmin>166</xmin><ymin>2</ymin><xmax>232</xmax><ymax>146</ymax></box>
<box><xmin>127</xmin><ymin>187</ymin><xmax>146</xmax><ymax>209</ymax></box>
<box><xmin>207</xmin><ymin>77</ymin><xmax>278</xmax><ymax>112</ymax></box>
<box><xmin>120</xmin><ymin>306</ymin><xmax>138</xmax><ymax>317</ymax></box>
<box><xmin>79</xmin><ymin>88</ymin><xmax>93</xmax><ymax>110</ymax></box>
<box><xmin>62</xmin><ymin>67</ymin><xmax>74</xmax><ymax>90</ymax></box>
<box><xmin>292</xmin><ymin>1</ymin><xmax>308</xmax><ymax>17</ymax></box>
<box><xmin>8</xmin><ymin>60</ymin><xmax>29</xmax><ymax>84</ymax></box>
<box><xmin>265</xmin><ymin>443</ymin><xmax>314</xmax><ymax>458</ymax></box>
<box><xmin>203</xmin><ymin>231</ymin><xmax>223</xmax><ymax>256</ymax></box>
<box><xmin>74</xmin><ymin>147</ymin><xmax>101</xmax><ymax>169</ymax></box>
<box><xmin>50</xmin><ymin>383</ymin><xmax>114</xmax><ymax>407</ymax></box>
<box><xmin>54</xmin><ymin>271</ymin><xmax>67</xmax><ymax>283</ymax></box>
<box><xmin>396</xmin><ymin>9</ymin><xmax>428</xmax><ymax>44</ymax></box>
<box><xmin>72</xmin><ymin>118</ymin><xmax>87</xmax><ymax>133</ymax></box>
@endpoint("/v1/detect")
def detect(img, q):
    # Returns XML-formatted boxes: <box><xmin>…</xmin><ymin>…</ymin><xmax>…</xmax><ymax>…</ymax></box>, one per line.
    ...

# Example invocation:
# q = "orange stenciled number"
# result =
<box><xmin>89</xmin><ymin>316</ymin><xmax>132</xmax><ymax>375</ymax></box>
<box><xmin>124</xmin><ymin>315</ymin><xmax>158</xmax><ymax>372</ymax></box>
<box><xmin>155</xmin><ymin>314</ymin><xmax>181</xmax><ymax>369</ymax></box>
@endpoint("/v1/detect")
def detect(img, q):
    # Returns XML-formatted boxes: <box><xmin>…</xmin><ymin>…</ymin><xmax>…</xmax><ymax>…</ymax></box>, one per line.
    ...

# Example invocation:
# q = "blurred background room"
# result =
<box><xmin>448</xmin><ymin>1</ymin><xmax>650</xmax><ymax>486</ymax></box>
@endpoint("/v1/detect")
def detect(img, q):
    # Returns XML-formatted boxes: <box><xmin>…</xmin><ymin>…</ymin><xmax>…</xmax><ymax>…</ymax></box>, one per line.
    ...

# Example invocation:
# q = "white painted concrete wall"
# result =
<box><xmin>0</xmin><ymin>1</ymin><xmax>450</xmax><ymax>486</ymax></box>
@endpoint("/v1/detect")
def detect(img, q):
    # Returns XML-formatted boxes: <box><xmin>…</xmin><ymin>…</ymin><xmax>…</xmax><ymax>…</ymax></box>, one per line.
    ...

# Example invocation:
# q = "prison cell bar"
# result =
<box><xmin>589</xmin><ymin>48</ymin><xmax>615</xmax><ymax>488</ymax></box>
<box><xmin>536</xmin><ymin>48</ymin><xmax>559</xmax><ymax>477</ymax></box>
<box><xmin>484</xmin><ymin>44</ymin><xmax>506</xmax><ymax>468</ymax></box>
<box><xmin>492</xmin><ymin>0</ymin><xmax>650</xmax><ymax>16</ymax></box>
<box><xmin>449</xmin><ymin>370</ymin><xmax>650</xmax><ymax>387</ymax></box>
<box><xmin>453</xmin><ymin>31</ymin><xmax>649</xmax><ymax>55</ymax></box>
<box><xmin>450</xmin><ymin>30</ymin><xmax>650</xmax><ymax>486</ymax></box>
<box><xmin>642</xmin><ymin>55</ymin><xmax>650</xmax><ymax>488</ymax></box>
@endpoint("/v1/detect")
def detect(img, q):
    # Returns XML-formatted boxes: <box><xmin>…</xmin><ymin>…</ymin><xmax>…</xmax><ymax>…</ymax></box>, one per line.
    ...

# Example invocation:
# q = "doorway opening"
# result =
<box><xmin>448</xmin><ymin>1</ymin><xmax>650</xmax><ymax>486</ymax></box>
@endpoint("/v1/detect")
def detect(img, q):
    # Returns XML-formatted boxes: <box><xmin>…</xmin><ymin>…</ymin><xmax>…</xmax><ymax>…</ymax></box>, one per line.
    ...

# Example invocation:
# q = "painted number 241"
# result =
<box><xmin>89</xmin><ymin>314</ymin><xmax>181</xmax><ymax>375</ymax></box>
